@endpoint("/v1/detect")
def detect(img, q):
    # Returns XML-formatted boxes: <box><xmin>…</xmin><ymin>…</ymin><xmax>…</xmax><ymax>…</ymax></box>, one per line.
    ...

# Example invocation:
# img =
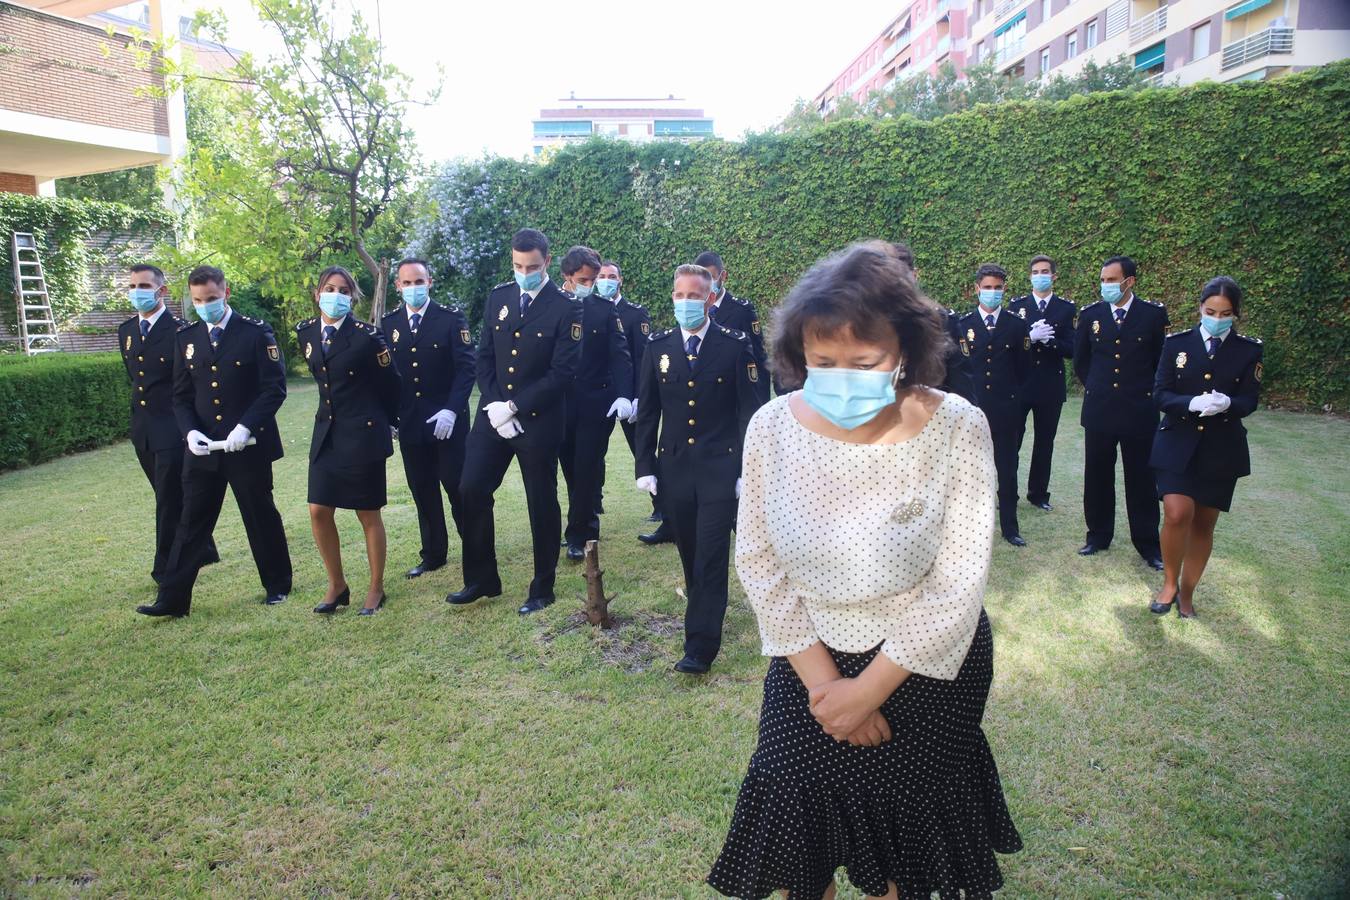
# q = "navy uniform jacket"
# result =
<box><xmin>1150</xmin><ymin>327</ymin><xmax>1263</xmax><ymax>479</ymax></box>
<box><xmin>1074</xmin><ymin>297</ymin><xmax>1170</xmax><ymax>436</ymax></box>
<box><xmin>613</xmin><ymin>296</ymin><xmax>652</xmax><ymax>390</ymax></box>
<box><xmin>1007</xmin><ymin>293</ymin><xmax>1075</xmax><ymax>405</ymax></box>
<box><xmin>119</xmin><ymin>310</ymin><xmax>187</xmax><ymax>452</ymax></box>
<box><xmin>296</xmin><ymin>316</ymin><xmax>401</xmax><ymax>465</ymax></box>
<box><xmin>710</xmin><ymin>292</ymin><xmax>770</xmax><ymax>396</ymax></box>
<box><xmin>575</xmin><ymin>295</ymin><xmax>633</xmax><ymax>398</ymax></box>
<box><xmin>942</xmin><ymin>308</ymin><xmax>977</xmax><ymax>404</ymax></box>
<box><xmin>476</xmin><ymin>278</ymin><xmax>582</xmax><ymax>445</ymax></box>
<box><xmin>634</xmin><ymin>324</ymin><xmax>763</xmax><ymax>502</ymax></box>
<box><xmin>959</xmin><ymin>308</ymin><xmax>1032</xmax><ymax>432</ymax></box>
<box><xmin>173</xmin><ymin>313</ymin><xmax>286</xmax><ymax>468</ymax></box>
<box><xmin>379</xmin><ymin>301</ymin><xmax>475</xmax><ymax>445</ymax></box>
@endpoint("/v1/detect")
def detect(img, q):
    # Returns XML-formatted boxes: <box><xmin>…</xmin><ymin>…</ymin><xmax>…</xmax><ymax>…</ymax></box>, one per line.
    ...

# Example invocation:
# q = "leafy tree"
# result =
<box><xmin>56</xmin><ymin>166</ymin><xmax>163</xmax><ymax>208</ymax></box>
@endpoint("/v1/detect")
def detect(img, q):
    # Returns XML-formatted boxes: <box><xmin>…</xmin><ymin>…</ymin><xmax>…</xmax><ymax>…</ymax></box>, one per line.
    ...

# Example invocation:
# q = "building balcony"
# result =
<box><xmin>993</xmin><ymin>0</ymin><xmax>1020</xmax><ymax>24</ymax></box>
<box><xmin>1129</xmin><ymin>6</ymin><xmax>1167</xmax><ymax>45</ymax></box>
<box><xmin>995</xmin><ymin>37</ymin><xmax>1025</xmax><ymax>68</ymax></box>
<box><xmin>1221</xmin><ymin>26</ymin><xmax>1294</xmax><ymax>71</ymax></box>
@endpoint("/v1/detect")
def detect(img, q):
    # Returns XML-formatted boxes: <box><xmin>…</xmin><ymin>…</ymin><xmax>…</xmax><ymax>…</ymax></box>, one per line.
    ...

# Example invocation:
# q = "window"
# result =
<box><xmin>1066</xmin><ymin>31</ymin><xmax>1078</xmax><ymax>58</ymax></box>
<box><xmin>1191</xmin><ymin>21</ymin><xmax>1211</xmax><ymax>60</ymax></box>
<box><xmin>974</xmin><ymin>40</ymin><xmax>984</xmax><ymax>62</ymax></box>
<box><xmin>1087</xmin><ymin>19</ymin><xmax>1098</xmax><ymax>47</ymax></box>
<box><xmin>1041</xmin><ymin>0</ymin><xmax>1051</xmax><ymax>21</ymax></box>
<box><xmin>1040</xmin><ymin>48</ymin><xmax>1051</xmax><ymax>73</ymax></box>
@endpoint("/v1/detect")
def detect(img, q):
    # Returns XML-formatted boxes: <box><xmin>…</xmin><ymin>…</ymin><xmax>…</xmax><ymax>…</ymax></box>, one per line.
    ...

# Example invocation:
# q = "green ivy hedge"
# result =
<box><xmin>0</xmin><ymin>352</ymin><xmax>130</xmax><ymax>470</ymax></box>
<box><xmin>419</xmin><ymin>61</ymin><xmax>1349</xmax><ymax>408</ymax></box>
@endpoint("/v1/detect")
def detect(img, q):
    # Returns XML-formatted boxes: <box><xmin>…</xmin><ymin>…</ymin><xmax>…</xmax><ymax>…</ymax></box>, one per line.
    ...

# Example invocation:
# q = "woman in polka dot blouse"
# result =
<box><xmin>708</xmin><ymin>242</ymin><xmax>1021</xmax><ymax>900</ymax></box>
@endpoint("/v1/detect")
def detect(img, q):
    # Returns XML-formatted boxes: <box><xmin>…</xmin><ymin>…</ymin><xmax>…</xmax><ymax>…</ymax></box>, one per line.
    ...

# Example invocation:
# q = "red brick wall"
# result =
<box><xmin>0</xmin><ymin>172</ymin><xmax>38</xmax><ymax>194</ymax></box>
<box><xmin>0</xmin><ymin>2</ymin><xmax>169</xmax><ymax>135</ymax></box>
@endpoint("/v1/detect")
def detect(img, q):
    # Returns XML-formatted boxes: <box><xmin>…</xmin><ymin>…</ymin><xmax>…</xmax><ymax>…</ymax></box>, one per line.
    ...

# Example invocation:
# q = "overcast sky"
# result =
<box><xmin>197</xmin><ymin>0</ymin><xmax>902</xmax><ymax>161</ymax></box>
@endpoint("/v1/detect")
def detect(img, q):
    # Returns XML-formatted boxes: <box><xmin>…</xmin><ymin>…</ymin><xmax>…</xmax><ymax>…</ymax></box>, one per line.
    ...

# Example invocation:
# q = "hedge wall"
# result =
<box><xmin>0</xmin><ymin>352</ymin><xmax>130</xmax><ymax>470</ymax></box>
<box><xmin>418</xmin><ymin>61</ymin><xmax>1350</xmax><ymax>408</ymax></box>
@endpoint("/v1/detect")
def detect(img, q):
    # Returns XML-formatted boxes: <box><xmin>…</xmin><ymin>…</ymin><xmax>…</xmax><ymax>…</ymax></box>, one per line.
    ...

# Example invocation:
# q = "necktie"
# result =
<box><xmin>985</xmin><ymin>314</ymin><xmax>995</xmax><ymax>329</ymax></box>
<box><xmin>209</xmin><ymin>326</ymin><xmax>223</xmax><ymax>347</ymax></box>
<box><xmin>1038</xmin><ymin>299</ymin><xmax>1047</xmax><ymax>315</ymax></box>
<box><xmin>410</xmin><ymin>313</ymin><xmax>421</xmax><ymax>333</ymax></box>
<box><xmin>1114</xmin><ymin>308</ymin><xmax>1126</xmax><ymax>327</ymax></box>
<box><xmin>322</xmin><ymin>325</ymin><xmax>335</xmax><ymax>356</ymax></box>
<box><xmin>519</xmin><ymin>293</ymin><xmax>531</xmax><ymax>316</ymax></box>
<box><xmin>685</xmin><ymin>334</ymin><xmax>700</xmax><ymax>368</ymax></box>
<box><xmin>1208</xmin><ymin>336</ymin><xmax>1220</xmax><ymax>358</ymax></box>
<box><xmin>139</xmin><ymin>319</ymin><xmax>151</xmax><ymax>340</ymax></box>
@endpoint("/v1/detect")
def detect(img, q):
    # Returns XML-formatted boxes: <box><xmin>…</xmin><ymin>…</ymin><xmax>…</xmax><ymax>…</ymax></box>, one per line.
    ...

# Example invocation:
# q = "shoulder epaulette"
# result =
<box><xmin>445</xmin><ymin>304</ymin><xmax>462</xmax><ymax>314</ymax></box>
<box><xmin>1235</xmin><ymin>332</ymin><xmax>1262</xmax><ymax>345</ymax></box>
<box><xmin>492</xmin><ymin>280</ymin><xmax>513</xmax><ymax>291</ymax></box>
<box><xmin>1011</xmin><ymin>295</ymin><xmax>1031</xmax><ymax>305</ymax></box>
<box><xmin>648</xmin><ymin>328</ymin><xmax>674</xmax><ymax>341</ymax></box>
<box><xmin>380</xmin><ymin>307</ymin><xmax>398</xmax><ymax>320</ymax></box>
<box><xmin>296</xmin><ymin>317</ymin><xmax>316</xmax><ymax>332</ymax></box>
<box><xmin>731</xmin><ymin>295</ymin><xmax>751</xmax><ymax>307</ymax></box>
<box><xmin>356</xmin><ymin>320</ymin><xmax>378</xmax><ymax>334</ymax></box>
<box><xmin>626</xmin><ymin>300</ymin><xmax>646</xmax><ymax>310</ymax></box>
<box><xmin>177</xmin><ymin>319</ymin><xmax>199</xmax><ymax>332</ymax></box>
<box><xmin>1144</xmin><ymin>298</ymin><xmax>1165</xmax><ymax>308</ymax></box>
<box><xmin>172</xmin><ymin>316</ymin><xmax>187</xmax><ymax>328</ymax></box>
<box><xmin>945</xmin><ymin>307</ymin><xmax>957</xmax><ymax>317</ymax></box>
<box><xmin>1084</xmin><ymin>299</ymin><xmax>1107</xmax><ymax>310</ymax></box>
<box><xmin>1166</xmin><ymin>328</ymin><xmax>1192</xmax><ymax>339</ymax></box>
<box><xmin>718</xmin><ymin>324</ymin><xmax>747</xmax><ymax>340</ymax></box>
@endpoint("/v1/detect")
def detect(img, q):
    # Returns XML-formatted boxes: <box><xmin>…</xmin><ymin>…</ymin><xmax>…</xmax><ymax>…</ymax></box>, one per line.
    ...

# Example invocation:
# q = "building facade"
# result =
<box><xmin>531</xmin><ymin>95</ymin><xmax>714</xmax><ymax>155</ymax></box>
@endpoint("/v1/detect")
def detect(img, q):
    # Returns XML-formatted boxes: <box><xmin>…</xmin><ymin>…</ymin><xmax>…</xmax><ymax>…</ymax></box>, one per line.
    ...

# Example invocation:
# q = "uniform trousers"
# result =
<box><xmin>662</xmin><ymin>460</ymin><xmax>736</xmax><ymax>665</ymax></box>
<box><xmin>134</xmin><ymin>441</ymin><xmax>217</xmax><ymax>583</ymax></box>
<box><xmin>1083</xmin><ymin>428</ymin><xmax>1161</xmax><ymax>558</ymax></box>
<box><xmin>990</xmin><ymin>421</ymin><xmax>1021</xmax><ymax>537</ymax></box>
<box><xmin>399</xmin><ymin>427</ymin><xmax>468</xmax><ymax>569</ymax></box>
<box><xmin>560</xmin><ymin>389</ymin><xmax>617</xmax><ymax>547</ymax></box>
<box><xmin>1018</xmin><ymin>398</ymin><xmax>1063</xmax><ymax>506</ymax></box>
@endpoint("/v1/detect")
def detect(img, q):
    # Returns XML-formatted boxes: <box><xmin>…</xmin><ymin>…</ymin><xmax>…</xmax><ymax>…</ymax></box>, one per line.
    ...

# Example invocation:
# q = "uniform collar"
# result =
<box><xmin>139</xmin><ymin>304</ymin><xmax>167</xmax><ymax>330</ymax></box>
<box><xmin>680</xmin><ymin>318</ymin><xmax>711</xmax><ymax>344</ymax></box>
<box><xmin>977</xmin><ymin>304</ymin><xmax>1002</xmax><ymax>325</ymax></box>
<box><xmin>521</xmin><ymin>272</ymin><xmax>549</xmax><ymax>302</ymax></box>
<box><xmin>1111</xmin><ymin>293</ymin><xmax>1134</xmax><ymax>319</ymax></box>
<box><xmin>320</xmin><ymin>314</ymin><xmax>347</xmax><ymax>332</ymax></box>
<box><xmin>407</xmin><ymin>301</ymin><xmax>430</xmax><ymax>323</ymax></box>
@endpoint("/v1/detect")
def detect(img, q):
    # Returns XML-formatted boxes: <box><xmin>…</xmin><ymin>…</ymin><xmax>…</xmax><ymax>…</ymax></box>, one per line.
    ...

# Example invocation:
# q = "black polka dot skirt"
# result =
<box><xmin>708</xmin><ymin>610</ymin><xmax>1021</xmax><ymax>899</ymax></box>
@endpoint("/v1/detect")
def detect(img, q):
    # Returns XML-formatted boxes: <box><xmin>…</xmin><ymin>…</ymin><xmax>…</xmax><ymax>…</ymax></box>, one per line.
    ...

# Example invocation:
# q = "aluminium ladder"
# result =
<box><xmin>10</xmin><ymin>232</ymin><xmax>60</xmax><ymax>355</ymax></box>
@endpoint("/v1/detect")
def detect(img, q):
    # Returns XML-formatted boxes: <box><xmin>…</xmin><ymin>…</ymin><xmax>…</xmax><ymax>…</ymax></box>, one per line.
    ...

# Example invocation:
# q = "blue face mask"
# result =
<box><xmin>571</xmin><ymin>282</ymin><xmax>594</xmax><ymax>299</ymax></box>
<box><xmin>402</xmin><ymin>284</ymin><xmax>429</xmax><ymax>309</ymax></box>
<box><xmin>673</xmin><ymin>299</ymin><xmax>707</xmax><ymax>330</ymax></box>
<box><xmin>1030</xmin><ymin>273</ymin><xmax>1053</xmax><ymax>293</ymax></box>
<box><xmin>318</xmin><ymin>292</ymin><xmax>352</xmax><ymax>319</ymax></box>
<box><xmin>1101</xmin><ymin>282</ymin><xmax>1123</xmax><ymax>303</ymax></box>
<box><xmin>709</xmin><ymin>279</ymin><xmax>721</xmax><ymax>297</ymax></box>
<box><xmin>978</xmin><ymin>289</ymin><xmax>1004</xmax><ymax>309</ymax></box>
<box><xmin>595</xmin><ymin>278</ymin><xmax>619</xmax><ymax>299</ymax></box>
<box><xmin>1201</xmin><ymin>314</ymin><xmax>1233</xmax><ymax>338</ymax></box>
<box><xmin>128</xmin><ymin>288</ymin><xmax>160</xmax><ymax>313</ymax></box>
<box><xmin>514</xmin><ymin>269</ymin><xmax>544</xmax><ymax>293</ymax></box>
<box><xmin>802</xmin><ymin>367</ymin><xmax>897</xmax><ymax>430</ymax></box>
<box><xmin>194</xmin><ymin>297</ymin><xmax>226</xmax><ymax>324</ymax></box>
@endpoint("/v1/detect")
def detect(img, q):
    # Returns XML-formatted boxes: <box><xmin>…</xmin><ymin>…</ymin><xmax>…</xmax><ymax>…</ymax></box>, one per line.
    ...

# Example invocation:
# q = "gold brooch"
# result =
<box><xmin>498</xmin><ymin>305</ymin><xmax>509</xmax><ymax>321</ymax></box>
<box><xmin>305</xmin><ymin>341</ymin><xmax>313</xmax><ymax>359</ymax></box>
<box><xmin>1175</xmin><ymin>351</ymin><xmax>1187</xmax><ymax>369</ymax></box>
<box><xmin>659</xmin><ymin>354</ymin><xmax>670</xmax><ymax>374</ymax></box>
<box><xmin>1017</xmin><ymin>308</ymin><xmax>1027</xmax><ymax>318</ymax></box>
<box><xmin>966</xmin><ymin>328</ymin><xmax>975</xmax><ymax>343</ymax></box>
<box><xmin>125</xmin><ymin>334</ymin><xmax>132</xmax><ymax>351</ymax></box>
<box><xmin>1092</xmin><ymin>319</ymin><xmax>1101</xmax><ymax>335</ymax></box>
<box><xmin>185</xmin><ymin>342</ymin><xmax>195</xmax><ymax>360</ymax></box>
<box><xmin>890</xmin><ymin>498</ymin><xmax>925</xmax><ymax>524</ymax></box>
<box><xmin>391</xmin><ymin>328</ymin><xmax>400</xmax><ymax>343</ymax></box>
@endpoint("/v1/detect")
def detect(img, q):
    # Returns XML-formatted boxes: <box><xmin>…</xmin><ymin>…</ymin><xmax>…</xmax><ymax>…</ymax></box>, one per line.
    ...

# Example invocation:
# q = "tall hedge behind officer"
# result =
<box><xmin>1148</xmin><ymin>276</ymin><xmax>1262</xmax><ymax>619</ymax></box>
<box><xmin>695</xmin><ymin>251</ymin><xmax>770</xmax><ymax>402</ymax></box>
<box><xmin>1074</xmin><ymin>255</ymin><xmax>1169</xmax><ymax>569</ymax></box>
<box><xmin>634</xmin><ymin>263</ymin><xmax>763</xmax><ymax>674</ymax></box>
<box><xmin>887</xmin><ymin>242</ymin><xmax>975</xmax><ymax>403</ymax></box>
<box><xmin>136</xmin><ymin>265</ymin><xmax>291</xmax><ymax>618</ymax></box>
<box><xmin>297</xmin><ymin>266</ymin><xmax>401</xmax><ymax>616</ymax></box>
<box><xmin>1008</xmin><ymin>254</ymin><xmax>1076</xmax><ymax>512</ymax></box>
<box><xmin>449</xmin><ymin>228</ymin><xmax>582</xmax><ymax>615</ymax></box>
<box><xmin>558</xmin><ymin>246</ymin><xmax>633</xmax><ymax>560</ymax></box>
<box><xmin>380</xmin><ymin>257</ymin><xmax>475</xmax><ymax>580</ymax></box>
<box><xmin>960</xmin><ymin>264</ymin><xmax>1031</xmax><ymax>546</ymax></box>
<box><xmin>119</xmin><ymin>264</ymin><xmax>219</xmax><ymax>586</ymax></box>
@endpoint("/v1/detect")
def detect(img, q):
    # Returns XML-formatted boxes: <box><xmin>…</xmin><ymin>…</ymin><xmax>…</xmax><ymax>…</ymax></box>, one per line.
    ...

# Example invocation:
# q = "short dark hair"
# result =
<box><xmin>560</xmin><ymin>245</ymin><xmax>602</xmax><ymax>277</ymax></box>
<box><xmin>316</xmin><ymin>265</ymin><xmax>363</xmax><ymax>301</ymax></box>
<box><xmin>889</xmin><ymin>242</ymin><xmax>915</xmax><ymax>268</ymax></box>
<box><xmin>512</xmin><ymin>228</ymin><xmax>550</xmax><ymax>258</ymax></box>
<box><xmin>1029</xmin><ymin>254</ymin><xmax>1056</xmax><ymax>274</ymax></box>
<box><xmin>975</xmin><ymin>263</ymin><xmax>1007</xmax><ymax>284</ymax></box>
<box><xmin>1102</xmin><ymin>255</ymin><xmax>1137</xmax><ymax>279</ymax></box>
<box><xmin>187</xmin><ymin>265</ymin><xmax>226</xmax><ymax>288</ymax></box>
<box><xmin>693</xmin><ymin>251</ymin><xmax>724</xmax><ymax>271</ymax></box>
<box><xmin>129</xmin><ymin>263</ymin><xmax>165</xmax><ymax>284</ymax></box>
<box><xmin>772</xmin><ymin>242</ymin><xmax>949</xmax><ymax>392</ymax></box>
<box><xmin>1200</xmin><ymin>275</ymin><xmax>1243</xmax><ymax>319</ymax></box>
<box><xmin>600</xmin><ymin>260</ymin><xmax>622</xmax><ymax>276</ymax></box>
<box><xmin>395</xmin><ymin>257</ymin><xmax>430</xmax><ymax>279</ymax></box>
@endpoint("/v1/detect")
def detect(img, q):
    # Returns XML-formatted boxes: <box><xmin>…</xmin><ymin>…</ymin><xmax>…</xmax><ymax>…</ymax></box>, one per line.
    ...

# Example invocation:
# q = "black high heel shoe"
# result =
<box><xmin>1176</xmin><ymin>599</ymin><xmax>1197</xmax><ymax>619</ymax></box>
<box><xmin>1149</xmin><ymin>592</ymin><xmax>1177</xmax><ymax>615</ymax></box>
<box><xmin>356</xmin><ymin>593</ymin><xmax>387</xmax><ymax>616</ymax></box>
<box><xmin>313</xmin><ymin>587</ymin><xmax>351</xmax><ymax>614</ymax></box>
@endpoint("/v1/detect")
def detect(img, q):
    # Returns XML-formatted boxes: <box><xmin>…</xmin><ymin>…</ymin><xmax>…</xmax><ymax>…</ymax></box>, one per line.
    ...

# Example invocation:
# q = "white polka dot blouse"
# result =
<box><xmin>734</xmin><ymin>392</ymin><xmax>997</xmax><ymax>680</ymax></box>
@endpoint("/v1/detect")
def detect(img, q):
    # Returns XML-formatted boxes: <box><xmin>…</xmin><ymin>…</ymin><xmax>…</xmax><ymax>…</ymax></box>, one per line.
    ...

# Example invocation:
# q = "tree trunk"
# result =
<box><xmin>583</xmin><ymin>540</ymin><xmax>615</xmax><ymax>629</ymax></box>
<box><xmin>369</xmin><ymin>257</ymin><xmax>389</xmax><ymax>322</ymax></box>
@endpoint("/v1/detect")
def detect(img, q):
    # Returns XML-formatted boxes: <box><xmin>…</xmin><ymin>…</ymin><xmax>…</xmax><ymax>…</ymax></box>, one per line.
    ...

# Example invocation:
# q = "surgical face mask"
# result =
<box><xmin>1030</xmin><ymin>273</ymin><xmax>1053</xmax><ymax>293</ymax></box>
<box><xmin>1201</xmin><ymin>313</ymin><xmax>1233</xmax><ymax>338</ymax></box>
<box><xmin>673</xmin><ymin>299</ymin><xmax>707</xmax><ymax>330</ymax></box>
<box><xmin>571</xmin><ymin>282</ymin><xmax>594</xmax><ymax>299</ymax></box>
<box><xmin>128</xmin><ymin>288</ymin><xmax>160</xmax><ymax>313</ymax></box>
<box><xmin>595</xmin><ymin>278</ymin><xmax>619</xmax><ymax>299</ymax></box>
<box><xmin>978</xmin><ymin>288</ymin><xmax>1004</xmax><ymax>309</ymax></box>
<box><xmin>194</xmin><ymin>297</ymin><xmax>226</xmax><ymax>324</ymax></box>
<box><xmin>514</xmin><ymin>269</ymin><xmax>544</xmax><ymax>293</ymax></box>
<box><xmin>802</xmin><ymin>366</ymin><xmax>897</xmax><ymax>430</ymax></box>
<box><xmin>709</xmin><ymin>279</ymin><xmax>721</xmax><ymax>297</ymax></box>
<box><xmin>1101</xmin><ymin>282</ymin><xmax>1123</xmax><ymax>304</ymax></box>
<box><xmin>402</xmin><ymin>284</ymin><xmax>429</xmax><ymax>309</ymax></box>
<box><xmin>318</xmin><ymin>292</ymin><xmax>352</xmax><ymax>319</ymax></box>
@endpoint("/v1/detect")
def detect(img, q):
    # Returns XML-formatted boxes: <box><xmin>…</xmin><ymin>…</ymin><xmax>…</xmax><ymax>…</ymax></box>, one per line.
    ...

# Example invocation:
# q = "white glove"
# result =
<box><xmin>626</xmin><ymin>398</ymin><xmax>639</xmax><ymax>424</ymax></box>
<box><xmin>495</xmin><ymin>417</ymin><xmax>524</xmax><ymax>440</ymax></box>
<box><xmin>485</xmin><ymin>400</ymin><xmax>515</xmax><ymax>429</ymax></box>
<box><xmin>635</xmin><ymin>475</ymin><xmax>658</xmax><ymax>496</ymax></box>
<box><xmin>1188</xmin><ymin>395</ymin><xmax>1210</xmax><ymax>413</ymax></box>
<box><xmin>426</xmin><ymin>409</ymin><xmax>457</xmax><ymax>440</ymax></box>
<box><xmin>224</xmin><ymin>423</ymin><xmax>251</xmax><ymax>452</ymax></box>
<box><xmin>607</xmin><ymin>397</ymin><xmax>634</xmax><ymax>419</ymax></box>
<box><xmin>1029</xmin><ymin>320</ymin><xmax>1054</xmax><ymax>343</ymax></box>
<box><xmin>735</xmin><ymin>478</ymin><xmax>742</xmax><ymax>499</ymax></box>
<box><xmin>186</xmin><ymin>429</ymin><xmax>211</xmax><ymax>457</ymax></box>
<box><xmin>1201</xmin><ymin>392</ymin><xmax>1231</xmax><ymax>417</ymax></box>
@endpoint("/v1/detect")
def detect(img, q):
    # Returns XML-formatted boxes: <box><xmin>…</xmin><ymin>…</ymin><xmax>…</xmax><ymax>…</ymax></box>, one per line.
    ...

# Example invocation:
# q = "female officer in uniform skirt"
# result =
<box><xmin>298</xmin><ymin>266</ymin><xmax>402</xmax><ymax>615</ymax></box>
<box><xmin>1149</xmin><ymin>276</ymin><xmax>1263</xmax><ymax>619</ymax></box>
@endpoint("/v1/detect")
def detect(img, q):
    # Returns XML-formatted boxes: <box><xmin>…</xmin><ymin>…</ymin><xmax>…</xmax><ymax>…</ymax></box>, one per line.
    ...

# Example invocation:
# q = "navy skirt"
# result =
<box><xmin>307</xmin><ymin>454</ymin><xmax>387</xmax><ymax>510</ymax></box>
<box><xmin>1154</xmin><ymin>455</ymin><xmax>1238</xmax><ymax>512</ymax></box>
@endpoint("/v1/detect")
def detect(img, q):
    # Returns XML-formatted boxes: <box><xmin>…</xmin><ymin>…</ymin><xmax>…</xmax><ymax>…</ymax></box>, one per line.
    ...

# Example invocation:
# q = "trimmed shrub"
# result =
<box><xmin>0</xmin><ymin>352</ymin><xmax>131</xmax><ymax>470</ymax></box>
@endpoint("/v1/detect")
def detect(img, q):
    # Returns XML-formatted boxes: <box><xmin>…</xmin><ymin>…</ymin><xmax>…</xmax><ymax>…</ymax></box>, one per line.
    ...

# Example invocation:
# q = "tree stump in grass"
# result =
<box><xmin>583</xmin><ymin>540</ymin><xmax>615</xmax><ymax>629</ymax></box>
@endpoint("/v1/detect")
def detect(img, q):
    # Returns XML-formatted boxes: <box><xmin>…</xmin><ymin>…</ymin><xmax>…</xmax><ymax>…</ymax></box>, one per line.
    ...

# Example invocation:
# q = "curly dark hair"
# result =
<box><xmin>772</xmin><ymin>241</ymin><xmax>950</xmax><ymax>391</ymax></box>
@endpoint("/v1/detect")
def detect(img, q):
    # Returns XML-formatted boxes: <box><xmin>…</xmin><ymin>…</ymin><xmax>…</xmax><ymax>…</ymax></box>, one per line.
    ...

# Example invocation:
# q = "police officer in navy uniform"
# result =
<box><xmin>960</xmin><ymin>263</ymin><xmax>1032</xmax><ymax>545</ymax></box>
<box><xmin>380</xmin><ymin>258</ymin><xmax>476</xmax><ymax>580</ymax></box>
<box><xmin>1148</xmin><ymin>276</ymin><xmax>1262</xmax><ymax>619</ymax></box>
<box><xmin>1074</xmin><ymin>255</ymin><xmax>1169</xmax><ymax>569</ymax></box>
<box><xmin>695</xmin><ymin>251</ymin><xmax>771</xmax><ymax>403</ymax></box>
<box><xmin>449</xmin><ymin>229</ymin><xmax>583</xmax><ymax>615</ymax></box>
<box><xmin>635</xmin><ymin>263</ymin><xmax>763</xmax><ymax>674</ymax></box>
<box><xmin>1008</xmin><ymin>254</ymin><xmax>1076</xmax><ymax>511</ymax></box>
<box><xmin>118</xmin><ymin>263</ymin><xmax>218</xmax><ymax>584</ymax></box>
<box><xmin>558</xmin><ymin>246</ymin><xmax>633</xmax><ymax>560</ymax></box>
<box><xmin>136</xmin><ymin>265</ymin><xmax>291</xmax><ymax>617</ymax></box>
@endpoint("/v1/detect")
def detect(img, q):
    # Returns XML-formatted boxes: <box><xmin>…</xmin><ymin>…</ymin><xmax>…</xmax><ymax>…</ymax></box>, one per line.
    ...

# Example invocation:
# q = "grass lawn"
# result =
<box><xmin>1</xmin><ymin>385</ymin><xmax>1346</xmax><ymax>898</ymax></box>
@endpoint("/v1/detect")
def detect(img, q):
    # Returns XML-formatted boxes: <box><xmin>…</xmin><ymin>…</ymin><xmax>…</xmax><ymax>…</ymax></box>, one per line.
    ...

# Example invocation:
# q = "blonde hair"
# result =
<box><xmin>674</xmin><ymin>263</ymin><xmax>712</xmax><ymax>286</ymax></box>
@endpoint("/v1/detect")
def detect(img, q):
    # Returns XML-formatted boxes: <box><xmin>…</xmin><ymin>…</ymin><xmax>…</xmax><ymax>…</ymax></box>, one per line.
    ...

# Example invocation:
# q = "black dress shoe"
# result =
<box><xmin>1004</xmin><ymin>534</ymin><xmax>1027</xmax><ymax>547</ymax></box>
<box><xmin>1078</xmin><ymin>543</ymin><xmax>1107</xmax><ymax>556</ymax></box>
<box><xmin>566</xmin><ymin>544</ymin><xmax>585</xmax><ymax>561</ymax></box>
<box><xmin>405</xmin><ymin>562</ymin><xmax>443</xmax><ymax>579</ymax></box>
<box><xmin>1144</xmin><ymin>555</ymin><xmax>1165</xmax><ymax>571</ymax></box>
<box><xmin>136</xmin><ymin>602</ymin><xmax>186</xmax><ymax>618</ymax></box>
<box><xmin>356</xmin><ymin>593</ymin><xmax>387</xmax><ymax>616</ymax></box>
<box><xmin>263</xmin><ymin>592</ymin><xmax>288</xmax><ymax>606</ymax></box>
<box><xmin>518</xmin><ymin>596</ymin><xmax>555</xmax><ymax>615</ymax></box>
<box><xmin>1149</xmin><ymin>593</ymin><xmax>1177</xmax><ymax>615</ymax></box>
<box><xmin>313</xmin><ymin>588</ymin><xmax>350</xmax><ymax>614</ymax></box>
<box><xmin>1177</xmin><ymin>604</ymin><xmax>1198</xmax><ymax>619</ymax></box>
<box><xmin>638</xmin><ymin>524</ymin><xmax>673</xmax><ymax>545</ymax></box>
<box><xmin>1031</xmin><ymin>500</ymin><xmax>1053</xmax><ymax>511</ymax></box>
<box><xmin>646</xmin><ymin>511</ymin><xmax>663</xmax><ymax>523</ymax></box>
<box><xmin>674</xmin><ymin>656</ymin><xmax>710</xmax><ymax>675</ymax></box>
<box><xmin>447</xmin><ymin>584</ymin><xmax>501</xmax><ymax>606</ymax></box>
